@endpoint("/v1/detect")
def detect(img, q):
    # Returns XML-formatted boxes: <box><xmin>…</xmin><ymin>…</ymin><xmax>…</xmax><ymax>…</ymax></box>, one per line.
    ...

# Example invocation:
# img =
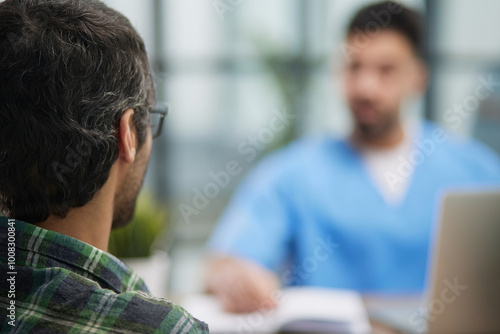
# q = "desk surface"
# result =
<box><xmin>173</xmin><ymin>293</ymin><xmax>422</xmax><ymax>334</ymax></box>
<box><xmin>364</xmin><ymin>295</ymin><xmax>422</xmax><ymax>334</ymax></box>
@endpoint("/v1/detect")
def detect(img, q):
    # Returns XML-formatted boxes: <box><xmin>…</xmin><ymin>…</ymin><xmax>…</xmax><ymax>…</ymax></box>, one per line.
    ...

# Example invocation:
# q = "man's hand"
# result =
<box><xmin>205</xmin><ymin>256</ymin><xmax>280</xmax><ymax>313</ymax></box>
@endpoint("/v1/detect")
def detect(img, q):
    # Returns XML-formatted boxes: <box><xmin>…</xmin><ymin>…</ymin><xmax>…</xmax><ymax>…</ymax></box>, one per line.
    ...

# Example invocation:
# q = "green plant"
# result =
<box><xmin>108</xmin><ymin>191</ymin><xmax>168</xmax><ymax>258</ymax></box>
<box><xmin>251</xmin><ymin>36</ymin><xmax>325</xmax><ymax>154</ymax></box>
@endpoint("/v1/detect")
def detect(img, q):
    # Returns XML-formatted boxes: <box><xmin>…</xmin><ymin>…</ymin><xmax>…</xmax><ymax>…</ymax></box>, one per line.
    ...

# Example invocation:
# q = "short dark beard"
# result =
<box><xmin>112</xmin><ymin>149</ymin><xmax>149</xmax><ymax>229</ymax></box>
<box><xmin>356</xmin><ymin>108</ymin><xmax>400</xmax><ymax>140</ymax></box>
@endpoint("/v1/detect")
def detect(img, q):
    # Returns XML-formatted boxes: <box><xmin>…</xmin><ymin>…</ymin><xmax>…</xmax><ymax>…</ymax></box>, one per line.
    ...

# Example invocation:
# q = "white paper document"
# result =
<box><xmin>181</xmin><ymin>287</ymin><xmax>371</xmax><ymax>333</ymax></box>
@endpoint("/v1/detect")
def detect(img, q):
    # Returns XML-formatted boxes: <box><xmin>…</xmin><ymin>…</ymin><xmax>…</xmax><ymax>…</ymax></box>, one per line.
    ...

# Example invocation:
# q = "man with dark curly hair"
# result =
<box><xmin>0</xmin><ymin>0</ymin><xmax>208</xmax><ymax>332</ymax></box>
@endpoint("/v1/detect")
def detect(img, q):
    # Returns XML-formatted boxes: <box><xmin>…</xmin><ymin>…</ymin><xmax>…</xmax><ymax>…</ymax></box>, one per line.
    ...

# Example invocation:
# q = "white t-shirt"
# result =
<box><xmin>359</xmin><ymin>124</ymin><xmax>418</xmax><ymax>206</ymax></box>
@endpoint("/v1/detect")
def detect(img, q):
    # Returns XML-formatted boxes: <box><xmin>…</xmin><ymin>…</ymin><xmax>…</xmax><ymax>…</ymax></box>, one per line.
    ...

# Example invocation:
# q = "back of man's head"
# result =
<box><xmin>0</xmin><ymin>0</ymin><xmax>155</xmax><ymax>224</ymax></box>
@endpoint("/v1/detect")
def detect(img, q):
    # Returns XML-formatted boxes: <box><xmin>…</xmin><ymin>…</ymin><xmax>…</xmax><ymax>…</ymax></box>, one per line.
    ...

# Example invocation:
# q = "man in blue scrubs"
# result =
<box><xmin>205</xmin><ymin>1</ymin><xmax>500</xmax><ymax>313</ymax></box>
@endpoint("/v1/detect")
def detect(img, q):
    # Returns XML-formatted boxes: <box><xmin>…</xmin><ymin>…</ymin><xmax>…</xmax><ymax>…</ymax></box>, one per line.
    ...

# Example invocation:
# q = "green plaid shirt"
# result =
<box><xmin>0</xmin><ymin>217</ymin><xmax>209</xmax><ymax>333</ymax></box>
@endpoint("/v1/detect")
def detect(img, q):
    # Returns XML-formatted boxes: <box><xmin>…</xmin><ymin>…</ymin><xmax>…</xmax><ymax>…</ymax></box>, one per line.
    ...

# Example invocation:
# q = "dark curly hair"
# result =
<box><xmin>347</xmin><ymin>1</ymin><xmax>425</xmax><ymax>58</ymax></box>
<box><xmin>0</xmin><ymin>0</ymin><xmax>155</xmax><ymax>223</ymax></box>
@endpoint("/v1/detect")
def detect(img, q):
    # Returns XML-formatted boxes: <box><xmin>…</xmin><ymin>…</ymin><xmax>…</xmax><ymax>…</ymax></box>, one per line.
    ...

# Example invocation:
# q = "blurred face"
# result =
<box><xmin>112</xmin><ymin>126</ymin><xmax>153</xmax><ymax>228</ymax></box>
<box><xmin>343</xmin><ymin>30</ymin><xmax>425</xmax><ymax>137</ymax></box>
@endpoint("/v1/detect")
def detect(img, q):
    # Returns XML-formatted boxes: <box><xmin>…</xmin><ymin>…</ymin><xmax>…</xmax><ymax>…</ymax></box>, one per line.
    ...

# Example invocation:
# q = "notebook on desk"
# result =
<box><xmin>182</xmin><ymin>287</ymin><xmax>371</xmax><ymax>334</ymax></box>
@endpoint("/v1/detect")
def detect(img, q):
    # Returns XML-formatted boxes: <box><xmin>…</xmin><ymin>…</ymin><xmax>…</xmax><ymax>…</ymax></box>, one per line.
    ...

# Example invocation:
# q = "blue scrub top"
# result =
<box><xmin>207</xmin><ymin>122</ymin><xmax>500</xmax><ymax>294</ymax></box>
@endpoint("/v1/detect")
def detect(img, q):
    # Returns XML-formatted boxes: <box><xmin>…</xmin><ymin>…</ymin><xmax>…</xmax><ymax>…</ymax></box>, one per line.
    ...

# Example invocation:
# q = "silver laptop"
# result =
<box><xmin>371</xmin><ymin>189</ymin><xmax>500</xmax><ymax>334</ymax></box>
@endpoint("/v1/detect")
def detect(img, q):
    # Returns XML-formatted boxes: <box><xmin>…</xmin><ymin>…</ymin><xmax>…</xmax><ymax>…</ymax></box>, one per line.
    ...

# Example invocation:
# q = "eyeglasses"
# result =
<box><xmin>149</xmin><ymin>103</ymin><xmax>169</xmax><ymax>139</ymax></box>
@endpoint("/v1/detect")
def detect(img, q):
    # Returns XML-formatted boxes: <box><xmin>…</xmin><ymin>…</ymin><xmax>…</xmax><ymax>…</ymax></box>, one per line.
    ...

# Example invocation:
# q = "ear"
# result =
<box><xmin>118</xmin><ymin>109</ymin><xmax>137</xmax><ymax>164</ymax></box>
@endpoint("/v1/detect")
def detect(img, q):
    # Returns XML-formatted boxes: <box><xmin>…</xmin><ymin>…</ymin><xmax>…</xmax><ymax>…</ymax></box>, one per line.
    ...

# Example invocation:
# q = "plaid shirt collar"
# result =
<box><xmin>0</xmin><ymin>216</ymin><xmax>149</xmax><ymax>293</ymax></box>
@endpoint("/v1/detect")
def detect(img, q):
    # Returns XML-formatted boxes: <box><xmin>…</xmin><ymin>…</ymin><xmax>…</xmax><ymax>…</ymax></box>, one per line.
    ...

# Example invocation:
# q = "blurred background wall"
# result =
<box><xmin>101</xmin><ymin>0</ymin><xmax>500</xmax><ymax>294</ymax></box>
